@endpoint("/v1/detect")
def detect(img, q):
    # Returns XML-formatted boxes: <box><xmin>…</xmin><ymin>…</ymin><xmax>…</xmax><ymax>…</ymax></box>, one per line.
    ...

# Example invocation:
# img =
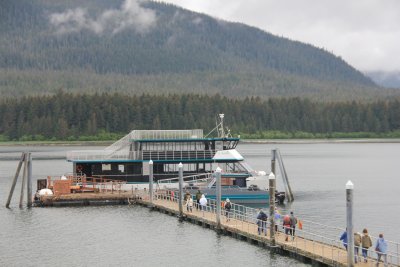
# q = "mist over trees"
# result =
<box><xmin>2</xmin><ymin>0</ymin><xmax>399</xmax><ymax>102</ymax></box>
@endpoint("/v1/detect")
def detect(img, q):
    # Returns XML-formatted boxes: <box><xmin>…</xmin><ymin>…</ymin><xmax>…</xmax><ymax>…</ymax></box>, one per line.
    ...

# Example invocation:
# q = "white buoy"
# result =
<box><xmin>39</xmin><ymin>188</ymin><xmax>53</xmax><ymax>196</ymax></box>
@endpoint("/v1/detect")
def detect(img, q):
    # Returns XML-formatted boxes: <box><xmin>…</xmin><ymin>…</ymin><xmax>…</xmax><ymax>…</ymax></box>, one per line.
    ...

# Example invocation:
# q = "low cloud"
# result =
<box><xmin>49</xmin><ymin>0</ymin><xmax>157</xmax><ymax>35</ymax></box>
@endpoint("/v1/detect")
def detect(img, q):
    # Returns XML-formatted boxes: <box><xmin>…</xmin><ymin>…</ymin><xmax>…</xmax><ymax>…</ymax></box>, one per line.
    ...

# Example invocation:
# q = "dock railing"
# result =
<box><xmin>151</xmin><ymin>190</ymin><xmax>399</xmax><ymax>266</ymax></box>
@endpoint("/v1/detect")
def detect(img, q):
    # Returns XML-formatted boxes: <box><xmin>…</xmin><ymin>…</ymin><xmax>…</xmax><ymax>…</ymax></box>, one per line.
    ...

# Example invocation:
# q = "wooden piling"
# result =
<box><xmin>5</xmin><ymin>153</ymin><xmax>25</xmax><ymax>208</ymax></box>
<box><xmin>19</xmin><ymin>153</ymin><xmax>28</xmax><ymax>208</ymax></box>
<box><xmin>27</xmin><ymin>152</ymin><xmax>33</xmax><ymax>207</ymax></box>
<box><xmin>276</xmin><ymin>149</ymin><xmax>294</xmax><ymax>202</ymax></box>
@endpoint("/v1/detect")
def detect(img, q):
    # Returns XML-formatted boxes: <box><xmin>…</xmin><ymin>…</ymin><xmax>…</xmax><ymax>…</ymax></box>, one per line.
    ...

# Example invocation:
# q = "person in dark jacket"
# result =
<box><xmin>195</xmin><ymin>190</ymin><xmax>202</xmax><ymax>210</ymax></box>
<box><xmin>257</xmin><ymin>209</ymin><xmax>268</xmax><ymax>236</ymax></box>
<box><xmin>340</xmin><ymin>229</ymin><xmax>348</xmax><ymax>249</ymax></box>
<box><xmin>289</xmin><ymin>211</ymin><xmax>298</xmax><ymax>240</ymax></box>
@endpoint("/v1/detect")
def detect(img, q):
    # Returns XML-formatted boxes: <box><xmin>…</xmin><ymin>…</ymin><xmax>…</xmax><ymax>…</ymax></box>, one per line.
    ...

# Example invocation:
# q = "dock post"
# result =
<box><xmin>269</xmin><ymin>172</ymin><xmax>276</xmax><ymax>246</ymax></box>
<box><xmin>27</xmin><ymin>152</ymin><xmax>32</xmax><ymax>207</ymax></box>
<box><xmin>215</xmin><ymin>167</ymin><xmax>222</xmax><ymax>230</ymax></box>
<box><xmin>149</xmin><ymin>160</ymin><xmax>154</xmax><ymax>207</ymax></box>
<box><xmin>6</xmin><ymin>153</ymin><xmax>25</xmax><ymax>208</ymax></box>
<box><xmin>19</xmin><ymin>152</ymin><xmax>28</xmax><ymax>208</ymax></box>
<box><xmin>271</xmin><ymin>149</ymin><xmax>276</xmax><ymax>175</ymax></box>
<box><xmin>178</xmin><ymin>162</ymin><xmax>183</xmax><ymax>218</ymax></box>
<box><xmin>346</xmin><ymin>180</ymin><xmax>354</xmax><ymax>267</ymax></box>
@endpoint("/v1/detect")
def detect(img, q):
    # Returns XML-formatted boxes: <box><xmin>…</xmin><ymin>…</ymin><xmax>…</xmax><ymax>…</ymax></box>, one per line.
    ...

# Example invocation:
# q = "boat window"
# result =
<box><xmin>118</xmin><ymin>164</ymin><xmax>125</xmax><ymax>173</ymax></box>
<box><xmin>102</xmin><ymin>164</ymin><xmax>111</xmax><ymax>171</ymax></box>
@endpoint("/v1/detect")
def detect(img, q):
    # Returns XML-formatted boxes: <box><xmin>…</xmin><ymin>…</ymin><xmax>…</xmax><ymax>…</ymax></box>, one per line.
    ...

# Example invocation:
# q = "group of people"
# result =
<box><xmin>184</xmin><ymin>190</ymin><xmax>208</xmax><ymax>213</ymax></box>
<box><xmin>340</xmin><ymin>228</ymin><xmax>388</xmax><ymax>265</ymax></box>
<box><xmin>256</xmin><ymin>208</ymin><xmax>299</xmax><ymax>241</ymax></box>
<box><xmin>187</xmin><ymin>190</ymin><xmax>232</xmax><ymax>219</ymax></box>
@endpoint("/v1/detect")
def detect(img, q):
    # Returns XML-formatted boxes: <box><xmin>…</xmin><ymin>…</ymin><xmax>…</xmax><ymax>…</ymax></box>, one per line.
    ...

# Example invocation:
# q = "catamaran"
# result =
<box><xmin>66</xmin><ymin>114</ymin><xmax>285</xmax><ymax>204</ymax></box>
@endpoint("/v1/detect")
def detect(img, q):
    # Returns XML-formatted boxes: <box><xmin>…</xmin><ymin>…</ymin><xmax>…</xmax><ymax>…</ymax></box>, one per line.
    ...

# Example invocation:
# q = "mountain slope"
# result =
<box><xmin>1</xmin><ymin>0</ymin><xmax>397</xmax><ymax>100</ymax></box>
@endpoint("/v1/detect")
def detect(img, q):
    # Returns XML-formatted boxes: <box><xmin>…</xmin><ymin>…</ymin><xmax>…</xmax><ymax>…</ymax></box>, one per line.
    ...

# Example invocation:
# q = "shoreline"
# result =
<box><xmin>241</xmin><ymin>138</ymin><xmax>400</xmax><ymax>144</ymax></box>
<box><xmin>1</xmin><ymin>138</ymin><xmax>400</xmax><ymax>146</ymax></box>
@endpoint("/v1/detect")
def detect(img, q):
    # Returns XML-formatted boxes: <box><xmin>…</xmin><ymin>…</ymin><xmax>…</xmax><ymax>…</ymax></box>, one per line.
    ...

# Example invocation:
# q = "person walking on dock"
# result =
<box><xmin>274</xmin><ymin>207</ymin><xmax>281</xmax><ymax>232</ymax></box>
<box><xmin>354</xmin><ymin>232</ymin><xmax>362</xmax><ymax>263</ymax></box>
<box><xmin>375</xmin><ymin>233</ymin><xmax>388</xmax><ymax>266</ymax></box>
<box><xmin>289</xmin><ymin>211</ymin><xmax>297</xmax><ymax>240</ymax></box>
<box><xmin>257</xmin><ymin>209</ymin><xmax>268</xmax><ymax>236</ymax></box>
<box><xmin>283</xmin><ymin>214</ymin><xmax>291</xmax><ymax>242</ymax></box>
<box><xmin>199</xmin><ymin>194</ymin><xmax>207</xmax><ymax>216</ymax></box>
<box><xmin>340</xmin><ymin>229</ymin><xmax>348</xmax><ymax>249</ymax></box>
<box><xmin>361</xmin><ymin>228</ymin><xmax>372</xmax><ymax>263</ymax></box>
<box><xmin>224</xmin><ymin>198</ymin><xmax>232</xmax><ymax>222</ymax></box>
<box><xmin>195</xmin><ymin>190</ymin><xmax>202</xmax><ymax>210</ymax></box>
<box><xmin>185</xmin><ymin>194</ymin><xmax>193</xmax><ymax>212</ymax></box>
<box><xmin>185</xmin><ymin>191</ymin><xmax>191</xmax><ymax>201</ymax></box>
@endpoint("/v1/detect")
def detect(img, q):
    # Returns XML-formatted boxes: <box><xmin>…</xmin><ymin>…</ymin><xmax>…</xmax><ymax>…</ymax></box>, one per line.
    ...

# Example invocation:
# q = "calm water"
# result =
<box><xmin>1</xmin><ymin>142</ymin><xmax>399</xmax><ymax>266</ymax></box>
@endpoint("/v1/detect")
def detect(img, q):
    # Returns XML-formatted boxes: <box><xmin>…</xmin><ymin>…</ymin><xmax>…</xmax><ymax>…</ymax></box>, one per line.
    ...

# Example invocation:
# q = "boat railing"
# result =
<box><xmin>66</xmin><ymin>150</ymin><xmax>130</xmax><ymax>161</ymax></box>
<box><xmin>130</xmin><ymin>129</ymin><xmax>204</xmax><ymax>140</ymax></box>
<box><xmin>157</xmin><ymin>173</ymin><xmax>213</xmax><ymax>187</ymax></box>
<box><xmin>44</xmin><ymin>175</ymin><xmax>127</xmax><ymax>193</ymax></box>
<box><xmin>142</xmin><ymin>150</ymin><xmax>216</xmax><ymax>160</ymax></box>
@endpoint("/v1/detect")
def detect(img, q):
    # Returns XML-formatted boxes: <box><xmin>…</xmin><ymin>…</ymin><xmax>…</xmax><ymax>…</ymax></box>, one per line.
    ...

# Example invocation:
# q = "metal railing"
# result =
<box><xmin>130</xmin><ymin>129</ymin><xmax>203</xmax><ymax>140</ymax></box>
<box><xmin>149</xmin><ymin>190</ymin><xmax>399</xmax><ymax>266</ymax></box>
<box><xmin>156</xmin><ymin>173</ymin><xmax>213</xmax><ymax>189</ymax></box>
<box><xmin>142</xmin><ymin>150</ymin><xmax>215</xmax><ymax>160</ymax></box>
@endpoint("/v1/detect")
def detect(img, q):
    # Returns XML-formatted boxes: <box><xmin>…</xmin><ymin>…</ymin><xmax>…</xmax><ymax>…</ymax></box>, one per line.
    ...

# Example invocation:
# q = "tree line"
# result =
<box><xmin>0</xmin><ymin>92</ymin><xmax>399</xmax><ymax>141</ymax></box>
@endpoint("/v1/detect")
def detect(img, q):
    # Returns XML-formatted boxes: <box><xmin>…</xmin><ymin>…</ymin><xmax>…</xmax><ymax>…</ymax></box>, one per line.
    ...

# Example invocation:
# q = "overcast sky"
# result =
<box><xmin>160</xmin><ymin>0</ymin><xmax>400</xmax><ymax>73</ymax></box>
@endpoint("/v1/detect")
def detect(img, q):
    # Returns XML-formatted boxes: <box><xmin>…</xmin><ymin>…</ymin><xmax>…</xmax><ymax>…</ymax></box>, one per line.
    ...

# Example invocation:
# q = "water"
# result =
<box><xmin>1</xmin><ymin>142</ymin><xmax>399</xmax><ymax>266</ymax></box>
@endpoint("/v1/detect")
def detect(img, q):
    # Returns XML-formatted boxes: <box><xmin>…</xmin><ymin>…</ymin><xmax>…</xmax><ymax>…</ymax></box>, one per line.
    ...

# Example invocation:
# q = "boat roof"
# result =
<box><xmin>135</xmin><ymin>137</ymin><xmax>239</xmax><ymax>143</ymax></box>
<box><xmin>67</xmin><ymin>129</ymin><xmax>241</xmax><ymax>162</ymax></box>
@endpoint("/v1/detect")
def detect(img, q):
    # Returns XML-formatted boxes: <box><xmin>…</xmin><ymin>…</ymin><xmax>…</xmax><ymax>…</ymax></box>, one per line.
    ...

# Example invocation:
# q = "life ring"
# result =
<box><xmin>76</xmin><ymin>165</ymin><xmax>83</xmax><ymax>173</ymax></box>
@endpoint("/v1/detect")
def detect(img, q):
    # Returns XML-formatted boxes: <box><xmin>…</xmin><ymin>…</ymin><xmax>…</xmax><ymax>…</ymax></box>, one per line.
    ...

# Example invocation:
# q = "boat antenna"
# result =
<box><xmin>219</xmin><ymin>114</ymin><xmax>225</xmax><ymax>138</ymax></box>
<box><xmin>205</xmin><ymin>113</ymin><xmax>226</xmax><ymax>138</ymax></box>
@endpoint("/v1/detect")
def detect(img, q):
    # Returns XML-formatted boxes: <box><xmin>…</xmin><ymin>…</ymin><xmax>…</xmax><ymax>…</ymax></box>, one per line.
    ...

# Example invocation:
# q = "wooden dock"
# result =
<box><xmin>30</xmin><ymin>189</ymin><xmax>398</xmax><ymax>267</ymax></box>
<box><xmin>134</xmin><ymin>193</ymin><xmax>398</xmax><ymax>267</ymax></box>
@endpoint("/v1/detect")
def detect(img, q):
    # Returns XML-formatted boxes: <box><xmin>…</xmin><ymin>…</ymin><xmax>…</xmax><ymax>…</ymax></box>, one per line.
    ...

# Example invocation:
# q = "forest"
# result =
<box><xmin>1</xmin><ymin>92</ymin><xmax>399</xmax><ymax>141</ymax></box>
<box><xmin>2</xmin><ymin>0</ymin><xmax>399</xmax><ymax>102</ymax></box>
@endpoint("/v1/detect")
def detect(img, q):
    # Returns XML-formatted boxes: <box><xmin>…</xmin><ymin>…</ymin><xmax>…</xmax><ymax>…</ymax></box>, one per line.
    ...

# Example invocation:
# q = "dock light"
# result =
<box><xmin>346</xmin><ymin>180</ymin><xmax>354</xmax><ymax>189</ymax></box>
<box><xmin>149</xmin><ymin>160</ymin><xmax>153</xmax><ymax>165</ymax></box>
<box><xmin>215</xmin><ymin>166</ymin><xmax>222</xmax><ymax>173</ymax></box>
<box><xmin>178</xmin><ymin>162</ymin><xmax>183</xmax><ymax>168</ymax></box>
<box><xmin>269</xmin><ymin>172</ymin><xmax>275</xmax><ymax>180</ymax></box>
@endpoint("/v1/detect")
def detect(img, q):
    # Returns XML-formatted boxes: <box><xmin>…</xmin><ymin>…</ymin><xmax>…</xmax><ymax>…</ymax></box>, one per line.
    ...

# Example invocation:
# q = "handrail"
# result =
<box><xmin>151</xmin><ymin>190</ymin><xmax>400</xmax><ymax>266</ymax></box>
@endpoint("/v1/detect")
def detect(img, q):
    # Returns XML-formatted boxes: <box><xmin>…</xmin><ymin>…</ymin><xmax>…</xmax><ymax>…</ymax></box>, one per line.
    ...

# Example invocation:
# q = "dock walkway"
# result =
<box><xmin>32</xmin><ymin>189</ymin><xmax>399</xmax><ymax>267</ymax></box>
<box><xmin>131</xmin><ymin>191</ymin><xmax>399</xmax><ymax>267</ymax></box>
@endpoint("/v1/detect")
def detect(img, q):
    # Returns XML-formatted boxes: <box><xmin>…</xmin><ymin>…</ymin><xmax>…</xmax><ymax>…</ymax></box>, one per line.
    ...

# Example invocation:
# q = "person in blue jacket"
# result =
<box><xmin>375</xmin><ymin>233</ymin><xmax>388</xmax><ymax>266</ymax></box>
<box><xmin>340</xmin><ymin>229</ymin><xmax>348</xmax><ymax>249</ymax></box>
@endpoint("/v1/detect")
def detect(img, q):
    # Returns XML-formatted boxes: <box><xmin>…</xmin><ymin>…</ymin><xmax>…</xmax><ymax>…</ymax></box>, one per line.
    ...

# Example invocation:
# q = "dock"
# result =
<box><xmin>25</xmin><ymin>188</ymin><xmax>400</xmax><ymax>266</ymax></box>
<box><xmin>131</xmin><ymin>190</ymin><xmax>397</xmax><ymax>267</ymax></box>
<box><xmin>7</xmin><ymin>152</ymin><xmax>399</xmax><ymax>266</ymax></box>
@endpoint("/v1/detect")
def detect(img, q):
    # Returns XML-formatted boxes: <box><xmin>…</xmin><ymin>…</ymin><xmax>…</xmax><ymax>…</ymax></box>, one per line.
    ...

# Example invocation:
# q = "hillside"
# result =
<box><xmin>1</xmin><ymin>0</ymin><xmax>399</xmax><ymax>101</ymax></box>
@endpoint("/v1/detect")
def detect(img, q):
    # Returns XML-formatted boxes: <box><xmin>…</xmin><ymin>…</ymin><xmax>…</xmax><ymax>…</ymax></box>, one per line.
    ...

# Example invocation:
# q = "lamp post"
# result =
<box><xmin>346</xmin><ymin>180</ymin><xmax>354</xmax><ymax>267</ymax></box>
<box><xmin>149</xmin><ymin>160</ymin><xmax>154</xmax><ymax>207</ymax></box>
<box><xmin>178</xmin><ymin>162</ymin><xmax>183</xmax><ymax>218</ymax></box>
<box><xmin>215</xmin><ymin>167</ymin><xmax>222</xmax><ymax>229</ymax></box>
<box><xmin>269</xmin><ymin>172</ymin><xmax>276</xmax><ymax>246</ymax></box>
